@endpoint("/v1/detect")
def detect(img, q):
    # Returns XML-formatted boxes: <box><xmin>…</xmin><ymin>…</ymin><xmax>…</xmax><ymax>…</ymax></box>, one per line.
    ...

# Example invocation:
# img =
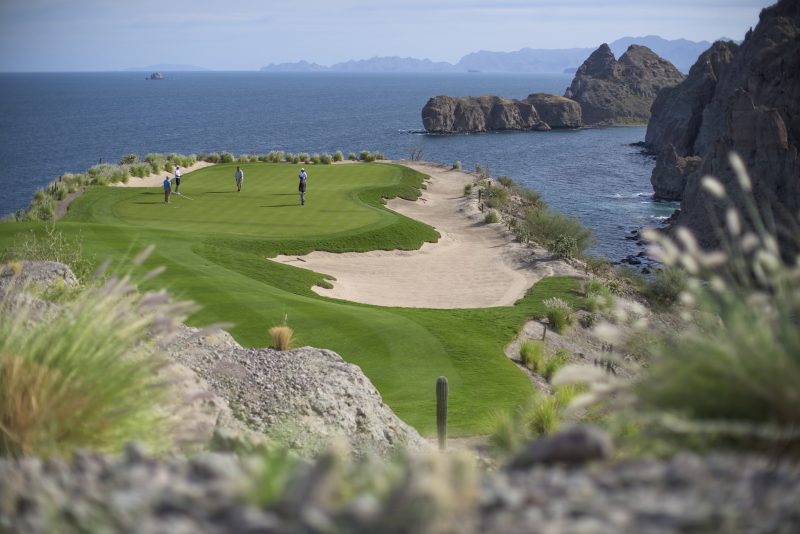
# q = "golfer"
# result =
<box><xmin>235</xmin><ymin>166</ymin><xmax>244</xmax><ymax>192</ymax></box>
<box><xmin>298</xmin><ymin>167</ymin><xmax>307</xmax><ymax>205</ymax></box>
<box><xmin>163</xmin><ymin>176</ymin><xmax>171</xmax><ymax>203</ymax></box>
<box><xmin>174</xmin><ymin>165</ymin><xmax>182</xmax><ymax>193</ymax></box>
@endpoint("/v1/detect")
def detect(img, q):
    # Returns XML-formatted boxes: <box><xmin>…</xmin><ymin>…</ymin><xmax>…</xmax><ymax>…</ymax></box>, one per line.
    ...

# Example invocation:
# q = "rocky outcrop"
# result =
<box><xmin>651</xmin><ymin>148</ymin><xmax>703</xmax><ymax>200</ymax></box>
<box><xmin>565</xmin><ymin>44</ymin><xmax>685</xmax><ymax>125</ymax></box>
<box><xmin>646</xmin><ymin>0</ymin><xmax>800</xmax><ymax>253</ymax></box>
<box><xmin>166</xmin><ymin>326</ymin><xmax>425</xmax><ymax>456</ymax></box>
<box><xmin>525</xmin><ymin>93</ymin><xmax>582</xmax><ymax>128</ymax></box>
<box><xmin>421</xmin><ymin>95</ymin><xmax>551</xmax><ymax>133</ymax></box>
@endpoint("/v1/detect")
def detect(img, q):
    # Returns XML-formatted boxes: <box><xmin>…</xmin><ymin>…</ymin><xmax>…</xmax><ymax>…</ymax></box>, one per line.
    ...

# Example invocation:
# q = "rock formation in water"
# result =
<box><xmin>646</xmin><ymin>0</ymin><xmax>800</xmax><ymax>253</ymax></box>
<box><xmin>421</xmin><ymin>95</ymin><xmax>552</xmax><ymax>133</ymax></box>
<box><xmin>421</xmin><ymin>93</ymin><xmax>583</xmax><ymax>133</ymax></box>
<box><xmin>564</xmin><ymin>44</ymin><xmax>685</xmax><ymax>125</ymax></box>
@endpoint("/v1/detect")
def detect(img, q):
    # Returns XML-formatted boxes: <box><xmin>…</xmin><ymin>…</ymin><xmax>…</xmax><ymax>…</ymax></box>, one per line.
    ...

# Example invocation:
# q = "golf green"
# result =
<box><xmin>0</xmin><ymin>162</ymin><xmax>581</xmax><ymax>436</ymax></box>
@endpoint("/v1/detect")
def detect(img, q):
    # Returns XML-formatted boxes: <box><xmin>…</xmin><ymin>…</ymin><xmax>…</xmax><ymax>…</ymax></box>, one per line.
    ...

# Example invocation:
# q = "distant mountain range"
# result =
<box><xmin>125</xmin><ymin>64</ymin><xmax>211</xmax><ymax>72</ymax></box>
<box><xmin>261</xmin><ymin>36</ymin><xmax>722</xmax><ymax>75</ymax></box>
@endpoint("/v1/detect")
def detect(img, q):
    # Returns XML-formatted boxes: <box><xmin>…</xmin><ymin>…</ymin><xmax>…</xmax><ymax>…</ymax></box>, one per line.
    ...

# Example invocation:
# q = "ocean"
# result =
<box><xmin>0</xmin><ymin>71</ymin><xmax>676</xmax><ymax>261</ymax></box>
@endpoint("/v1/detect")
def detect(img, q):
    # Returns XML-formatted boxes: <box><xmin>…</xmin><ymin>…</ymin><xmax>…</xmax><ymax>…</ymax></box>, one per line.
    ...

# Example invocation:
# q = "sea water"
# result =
<box><xmin>0</xmin><ymin>71</ymin><xmax>677</xmax><ymax>260</ymax></box>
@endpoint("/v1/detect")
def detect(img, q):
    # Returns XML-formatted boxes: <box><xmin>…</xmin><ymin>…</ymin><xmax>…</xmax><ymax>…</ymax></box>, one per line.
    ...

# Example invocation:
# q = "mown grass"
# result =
<box><xmin>0</xmin><ymin>162</ymin><xmax>580</xmax><ymax>436</ymax></box>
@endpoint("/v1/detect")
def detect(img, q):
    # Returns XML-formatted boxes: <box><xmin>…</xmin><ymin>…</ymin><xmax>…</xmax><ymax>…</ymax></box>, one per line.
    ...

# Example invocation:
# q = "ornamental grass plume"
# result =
<box><xmin>555</xmin><ymin>153</ymin><xmax>800</xmax><ymax>454</ymax></box>
<box><xmin>0</xmin><ymin>248</ymin><xmax>195</xmax><ymax>457</ymax></box>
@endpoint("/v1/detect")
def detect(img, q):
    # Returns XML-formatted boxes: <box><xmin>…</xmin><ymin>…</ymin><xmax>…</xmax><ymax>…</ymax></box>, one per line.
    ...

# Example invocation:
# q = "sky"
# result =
<box><xmin>0</xmin><ymin>0</ymin><xmax>775</xmax><ymax>71</ymax></box>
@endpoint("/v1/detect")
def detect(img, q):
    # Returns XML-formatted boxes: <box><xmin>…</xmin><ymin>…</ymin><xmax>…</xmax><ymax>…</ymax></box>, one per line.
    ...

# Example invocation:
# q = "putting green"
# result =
<box><xmin>0</xmin><ymin>162</ymin><xmax>581</xmax><ymax>436</ymax></box>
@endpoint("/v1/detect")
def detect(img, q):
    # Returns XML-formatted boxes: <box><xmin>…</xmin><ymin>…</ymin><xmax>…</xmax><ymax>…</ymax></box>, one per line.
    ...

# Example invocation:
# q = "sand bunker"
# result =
<box><xmin>273</xmin><ymin>162</ymin><xmax>577</xmax><ymax>309</ymax></box>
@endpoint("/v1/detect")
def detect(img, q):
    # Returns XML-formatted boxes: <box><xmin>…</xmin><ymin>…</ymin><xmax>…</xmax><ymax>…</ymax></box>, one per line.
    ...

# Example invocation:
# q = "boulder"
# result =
<box><xmin>525</xmin><ymin>93</ymin><xmax>582</xmax><ymax>128</ymax></box>
<box><xmin>565</xmin><ymin>43</ymin><xmax>685</xmax><ymax>125</ymax></box>
<box><xmin>0</xmin><ymin>260</ymin><xmax>78</xmax><ymax>292</ymax></box>
<box><xmin>507</xmin><ymin>425</ymin><xmax>613</xmax><ymax>469</ymax></box>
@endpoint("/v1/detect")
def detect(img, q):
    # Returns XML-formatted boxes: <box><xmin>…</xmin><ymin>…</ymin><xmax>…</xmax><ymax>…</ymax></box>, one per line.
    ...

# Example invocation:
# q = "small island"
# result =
<box><xmin>147</xmin><ymin>72</ymin><xmax>164</xmax><ymax>80</ymax></box>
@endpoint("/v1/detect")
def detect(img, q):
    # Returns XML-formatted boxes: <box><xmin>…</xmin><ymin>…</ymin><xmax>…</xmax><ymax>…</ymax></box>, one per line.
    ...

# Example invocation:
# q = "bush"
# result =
<box><xmin>644</xmin><ymin>267</ymin><xmax>687</xmax><ymax>309</ymax></box>
<box><xmin>87</xmin><ymin>163</ymin><xmax>128</xmax><ymax>184</ymax></box>
<box><xmin>298</xmin><ymin>153</ymin><xmax>310</xmax><ymax>163</ymax></box>
<box><xmin>119</xmin><ymin>153</ymin><xmax>138</xmax><ymax>165</ymax></box>
<box><xmin>220</xmin><ymin>152</ymin><xmax>235</xmax><ymax>163</ymax></box>
<box><xmin>543</xmin><ymin>297</ymin><xmax>574</xmax><ymax>334</ymax></box>
<box><xmin>1</xmin><ymin>225</ymin><xmax>95</xmax><ymax>280</ymax></box>
<box><xmin>266</xmin><ymin>151</ymin><xmax>285</xmax><ymax>163</ymax></box>
<box><xmin>542</xmin><ymin>349</ymin><xmax>569</xmax><ymax>381</ymax></box>
<box><xmin>522</xmin><ymin>208</ymin><xmax>593</xmax><ymax>257</ymax></box>
<box><xmin>310</xmin><ymin>153</ymin><xmax>321</xmax><ymax>165</ymax></box>
<box><xmin>292</xmin><ymin>154</ymin><xmax>301</xmax><ymax>164</ymax></box>
<box><xmin>549</xmin><ymin>234</ymin><xmax>579</xmax><ymax>259</ymax></box>
<box><xmin>482</xmin><ymin>186</ymin><xmax>509</xmax><ymax>210</ymax></box>
<box><xmin>583</xmin><ymin>278</ymin><xmax>612</xmax><ymax>312</ymax></box>
<box><xmin>484</xmin><ymin>210</ymin><xmax>500</xmax><ymax>224</ymax></box>
<box><xmin>348</xmin><ymin>152</ymin><xmax>357</xmax><ymax>161</ymax></box>
<box><xmin>284</xmin><ymin>152</ymin><xmax>295</xmax><ymax>163</ymax></box>
<box><xmin>205</xmin><ymin>152</ymin><xmax>221</xmax><ymax>164</ymax></box>
<box><xmin>463</xmin><ymin>184</ymin><xmax>472</xmax><ymax>197</ymax></box>
<box><xmin>0</xmin><ymin>264</ymin><xmax>193</xmax><ymax>457</ymax></box>
<box><xmin>519</xmin><ymin>340</ymin><xmax>544</xmax><ymax>372</ymax></box>
<box><xmin>269</xmin><ymin>326</ymin><xmax>295</xmax><ymax>351</ymax></box>
<box><xmin>47</xmin><ymin>181</ymin><xmax>68</xmax><ymax>201</ymax></box>
<box><xmin>320</xmin><ymin>153</ymin><xmax>333</xmax><ymax>165</ymax></box>
<box><xmin>452</xmin><ymin>161</ymin><xmax>461</xmax><ymax>170</ymax></box>
<box><xmin>144</xmin><ymin>153</ymin><xmax>167</xmax><ymax>173</ymax></box>
<box><xmin>497</xmin><ymin>176</ymin><xmax>514</xmax><ymax>188</ymax></box>
<box><xmin>333</xmin><ymin>151</ymin><xmax>344</xmax><ymax>162</ymax></box>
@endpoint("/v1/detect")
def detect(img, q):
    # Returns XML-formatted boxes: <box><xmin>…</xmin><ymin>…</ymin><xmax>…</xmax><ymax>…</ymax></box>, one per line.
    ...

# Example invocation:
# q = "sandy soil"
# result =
<box><xmin>111</xmin><ymin>161</ymin><xmax>215</xmax><ymax>188</ymax></box>
<box><xmin>272</xmin><ymin>161</ymin><xmax>579</xmax><ymax>309</ymax></box>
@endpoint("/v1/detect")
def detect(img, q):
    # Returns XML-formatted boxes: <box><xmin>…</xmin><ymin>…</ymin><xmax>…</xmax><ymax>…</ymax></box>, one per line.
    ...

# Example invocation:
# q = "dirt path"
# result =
<box><xmin>273</xmin><ymin>161</ymin><xmax>579</xmax><ymax>309</ymax></box>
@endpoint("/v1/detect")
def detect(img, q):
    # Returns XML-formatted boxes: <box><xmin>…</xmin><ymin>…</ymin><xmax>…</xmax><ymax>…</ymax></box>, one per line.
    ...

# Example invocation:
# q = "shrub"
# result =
<box><xmin>374</xmin><ymin>152</ymin><xmax>385</xmax><ymax>160</ymax></box>
<box><xmin>482</xmin><ymin>187</ymin><xmax>509</xmax><ymax>210</ymax></box>
<box><xmin>519</xmin><ymin>340</ymin><xmax>544</xmax><ymax>372</ymax></box>
<box><xmin>0</xmin><ymin>262</ymin><xmax>193</xmax><ymax>457</ymax></box>
<box><xmin>119</xmin><ymin>153</ymin><xmax>138</xmax><ymax>165</ymax></box>
<box><xmin>87</xmin><ymin>163</ymin><xmax>128</xmax><ymax>184</ymax></box>
<box><xmin>579</xmin><ymin>312</ymin><xmax>598</xmax><ymax>328</ymax></box>
<box><xmin>348</xmin><ymin>152</ymin><xmax>357</xmax><ymax>161</ymax></box>
<box><xmin>266</xmin><ymin>151</ymin><xmax>285</xmax><ymax>163</ymax></box>
<box><xmin>144</xmin><ymin>153</ymin><xmax>167</xmax><ymax>173</ymax></box>
<box><xmin>359</xmin><ymin>150</ymin><xmax>372</xmax><ymax>162</ymax></box>
<box><xmin>1</xmin><ymin>225</ymin><xmax>95</xmax><ymax>281</ymax></box>
<box><xmin>47</xmin><ymin>181</ymin><xmax>68</xmax><ymax>201</ymax></box>
<box><xmin>333</xmin><ymin>151</ymin><xmax>344</xmax><ymax>162</ymax></box>
<box><xmin>452</xmin><ymin>161</ymin><xmax>461</xmax><ymax>170</ymax></box>
<box><xmin>484</xmin><ymin>210</ymin><xmax>500</xmax><ymax>224</ymax></box>
<box><xmin>542</xmin><ymin>349</ymin><xmax>569</xmax><ymax>381</ymax></box>
<box><xmin>269</xmin><ymin>326</ymin><xmax>295</xmax><ymax>351</ymax></box>
<box><xmin>220</xmin><ymin>152</ymin><xmax>235</xmax><ymax>163</ymax></box>
<box><xmin>284</xmin><ymin>152</ymin><xmax>295</xmax><ymax>163</ymax></box>
<box><xmin>298</xmin><ymin>152</ymin><xmax>310</xmax><ymax>163</ymax></box>
<box><xmin>292</xmin><ymin>154</ymin><xmax>301</xmax><ymax>164</ymax></box>
<box><xmin>463</xmin><ymin>184</ymin><xmax>472</xmax><ymax>197</ymax></box>
<box><xmin>583</xmin><ymin>278</ymin><xmax>612</xmax><ymax>312</ymax></box>
<box><xmin>543</xmin><ymin>297</ymin><xmax>574</xmax><ymax>334</ymax></box>
<box><xmin>320</xmin><ymin>153</ymin><xmax>333</xmax><ymax>165</ymax></box>
<box><xmin>205</xmin><ymin>152</ymin><xmax>221</xmax><ymax>164</ymax></box>
<box><xmin>549</xmin><ymin>234</ymin><xmax>579</xmax><ymax>259</ymax></box>
<box><xmin>522</xmin><ymin>207</ymin><xmax>593</xmax><ymax>257</ymax></box>
<box><xmin>644</xmin><ymin>267</ymin><xmax>687</xmax><ymax>309</ymax></box>
<box><xmin>513</xmin><ymin>185</ymin><xmax>545</xmax><ymax>208</ymax></box>
<box><xmin>497</xmin><ymin>176</ymin><xmax>514</xmax><ymax>188</ymax></box>
<box><xmin>310</xmin><ymin>153</ymin><xmax>322</xmax><ymax>165</ymax></box>
<box><xmin>528</xmin><ymin>397</ymin><xmax>560</xmax><ymax>435</ymax></box>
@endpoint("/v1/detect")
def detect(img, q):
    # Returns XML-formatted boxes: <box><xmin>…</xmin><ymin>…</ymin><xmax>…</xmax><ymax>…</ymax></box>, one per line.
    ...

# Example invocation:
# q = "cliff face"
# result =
<box><xmin>565</xmin><ymin>44</ymin><xmax>685</xmax><ymax>125</ymax></box>
<box><xmin>422</xmin><ymin>95</ymin><xmax>553</xmax><ymax>133</ymax></box>
<box><xmin>647</xmin><ymin>0</ymin><xmax>800</xmax><ymax>252</ymax></box>
<box><xmin>525</xmin><ymin>93</ymin><xmax>583</xmax><ymax>128</ymax></box>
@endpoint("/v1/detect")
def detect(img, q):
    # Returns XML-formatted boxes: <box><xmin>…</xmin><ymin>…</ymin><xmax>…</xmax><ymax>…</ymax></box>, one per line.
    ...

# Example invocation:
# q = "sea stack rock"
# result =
<box><xmin>565</xmin><ymin>44</ymin><xmax>685</xmax><ymax>125</ymax></box>
<box><xmin>647</xmin><ymin>0</ymin><xmax>800</xmax><ymax>254</ymax></box>
<box><xmin>525</xmin><ymin>93</ymin><xmax>582</xmax><ymax>128</ymax></box>
<box><xmin>421</xmin><ymin>95</ymin><xmax>551</xmax><ymax>133</ymax></box>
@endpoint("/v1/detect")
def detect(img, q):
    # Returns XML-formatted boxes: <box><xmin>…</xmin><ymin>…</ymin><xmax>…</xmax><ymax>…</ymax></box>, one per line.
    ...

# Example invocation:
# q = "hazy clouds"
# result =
<box><xmin>0</xmin><ymin>0</ymin><xmax>772</xmax><ymax>71</ymax></box>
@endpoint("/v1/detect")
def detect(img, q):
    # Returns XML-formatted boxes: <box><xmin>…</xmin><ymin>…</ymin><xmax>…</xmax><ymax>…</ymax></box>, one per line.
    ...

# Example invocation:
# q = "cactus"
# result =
<box><xmin>436</xmin><ymin>376</ymin><xmax>448</xmax><ymax>451</ymax></box>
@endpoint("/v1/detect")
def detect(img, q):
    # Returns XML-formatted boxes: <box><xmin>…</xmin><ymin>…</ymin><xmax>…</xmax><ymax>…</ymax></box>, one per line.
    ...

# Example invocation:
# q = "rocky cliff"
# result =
<box><xmin>565</xmin><ymin>44</ymin><xmax>685</xmax><ymax>125</ymax></box>
<box><xmin>421</xmin><ymin>94</ymin><xmax>581</xmax><ymax>133</ymax></box>
<box><xmin>646</xmin><ymin>0</ymin><xmax>800</xmax><ymax>252</ymax></box>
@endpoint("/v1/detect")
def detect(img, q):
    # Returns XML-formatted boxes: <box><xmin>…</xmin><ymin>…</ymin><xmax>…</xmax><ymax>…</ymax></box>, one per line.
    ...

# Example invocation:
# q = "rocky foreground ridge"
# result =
<box><xmin>646</xmin><ymin>0</ymin><xmax>799</xmax><ymax>253</ymax></box>
<box><xmin>421</xmin><ymin>44</ymin><xmax>684</xmax><ymax>133</ymax></box>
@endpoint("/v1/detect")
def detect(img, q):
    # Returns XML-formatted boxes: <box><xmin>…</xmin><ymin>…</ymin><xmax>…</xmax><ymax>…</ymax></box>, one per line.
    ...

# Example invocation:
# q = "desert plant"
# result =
<box><xmin>583</xmin><ymin>278</ymin><xmax>612</xmax><ymax>312</ymax></box>
<box><xmin>528</xmin><ymin>396</ymin><xmax>560</xmax><ymax>435</ymax></box>
<box><xmin>497</xmin><ymin>176</ymin><xmax>514</xmax><ymax>188</ymax></box>
<box><xmin>463</xmin><ymin>183</ymin><xmax>472</xmax><ymax>197</ymax></box>
<box><xmin>644</xmin><ymin>267</ymin><xmax>688</xmax><ymax>309</ymax></box>
<box><xmin>436</xmin><ymin>376</ymin><xmax>448</xmax><ymax>450</ymax></box>
<box><xmin>310</xmin><ymin>153</ymin><xmax>322</xmax><ymax>165</ymax></box>
<box><xmin>144</xmin><ymin>153</ymin><xmax>167</xmax><ymax>173</ymax></box>
<box><xmin>452</xmin><ymin>161</ymin><xmax>461</xmax><ymax>170</ymax></box>
<box><xmin>119</xmin><ymin>153</ymin><xmax>138</xmax><ymax>165</ymax></box>
<box><xmin>284</xmin><ymin>152</ymin><xmax>295</xmax><ymax>163</ymax></box>
<box><xmin>1</xmin><ymin>225</ymin><xmax>95</xmax><ymax>281</ymax></box>
<box><xmin>519</xmin><ymin>340</ymin><xmax>544</xmax><ymax>372</ymax></box>
<box><xmin>333</xmin><ymin>150</ymin><xmax>344</xmax><ymax>162</ymax></box>
<box><xmin>482</xmin><ymin>187</ymin><xmax>509</xmax><ymax>210</ymax></box>
<box><xmin>298</xmin><ymin>152</ymin><xmax>310</xmax><ymax>163</ymax></box>
<box><xmin>549</xmin><ymin>234</ymin><xmax>579</xmax><ymax>259</ymax></box>
<box><xmin>0</xmin><ymin>255</ymin><xmax>194</xmax><ymax>457</ymax></box>
<box><xmin>522</xmin><ymin>208</ymin><xmax>594</xmax><ymax>257</ymax></box>
<box><xmin>543</xmin><ymin>297</ymin><xmax>574</xmax><ymax>334</ymax></box>
<box><xmin>348</xmin><ymin>152</ymin><xmax>357</xmax><ymax>161</ymax></box>
<box><xmin>269</xmin><ymin>317</ymin><xmax>295</xmax><ymax>351</ymax></box>
<box><xmin>320</xmin><ymin>153</ymin><xmax>333</xmax><ymax>165</ymax></box>
<box><xmin>484</xmin><ymin>210</ymin><xmax>500</xmax><ymax>224</ymax></box>
<box><xmin>542</xmin><ymin>349</ymin><xmax>569</xmax><ymax>381</ymax></box>
<box><xmin>220</xmin><ymin>152</ymin><xmax>235</xmax><ymax>163</ymax></box>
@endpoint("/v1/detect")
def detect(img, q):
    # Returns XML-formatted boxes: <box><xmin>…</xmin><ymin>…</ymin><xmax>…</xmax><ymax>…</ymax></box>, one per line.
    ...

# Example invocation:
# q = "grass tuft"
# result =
<box><xmin>269</xmin><ymin>325</ymin><xmax>295</xmax><ymax>351</ymax></box>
